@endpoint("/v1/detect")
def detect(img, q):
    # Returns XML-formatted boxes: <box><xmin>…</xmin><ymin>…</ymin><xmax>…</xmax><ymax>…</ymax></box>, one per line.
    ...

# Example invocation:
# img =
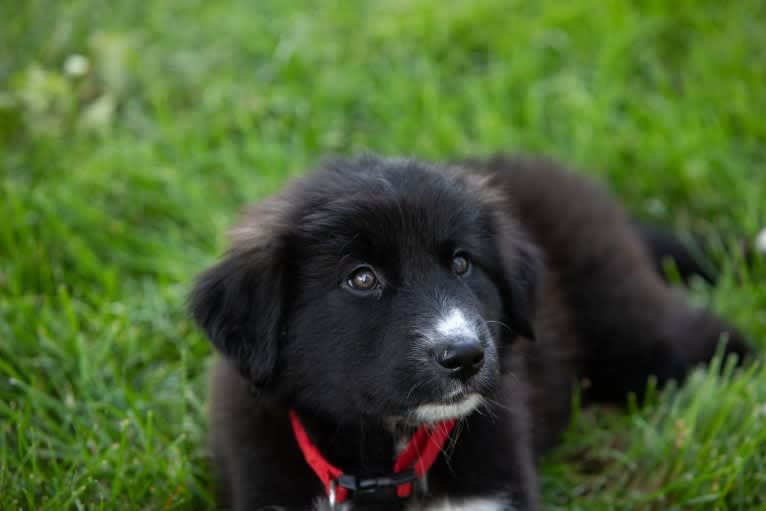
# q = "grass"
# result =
<box><xmin>1</xmin><ymin>0</ymin><xmax>765</xmax><ymax>509</ymax></box>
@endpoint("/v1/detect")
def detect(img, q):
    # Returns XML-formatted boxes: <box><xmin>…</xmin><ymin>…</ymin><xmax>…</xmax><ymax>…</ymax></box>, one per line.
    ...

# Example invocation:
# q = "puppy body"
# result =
<box><xmin>193</xmin><ymin>156</ymin><xmax>750</xmax><ymax>511</ymax></box>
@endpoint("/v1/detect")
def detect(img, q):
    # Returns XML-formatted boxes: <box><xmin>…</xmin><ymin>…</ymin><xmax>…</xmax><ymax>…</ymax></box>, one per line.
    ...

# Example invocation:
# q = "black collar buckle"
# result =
<box><xmin>336</xmin><ymin>468</ymin><xmax>418</xmax><ymax>496</ymax></box>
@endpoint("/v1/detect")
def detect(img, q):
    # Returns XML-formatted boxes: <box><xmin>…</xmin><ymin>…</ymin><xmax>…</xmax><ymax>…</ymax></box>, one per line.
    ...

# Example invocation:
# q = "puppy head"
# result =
<box><xmin>191</xmin><ymin>156</ymin><xmax>540</xmax><ymax>423</ymax></box>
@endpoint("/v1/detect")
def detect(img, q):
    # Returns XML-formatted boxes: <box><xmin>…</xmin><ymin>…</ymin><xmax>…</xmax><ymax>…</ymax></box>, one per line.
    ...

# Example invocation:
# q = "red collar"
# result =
<box><xmin>289</xmin><ymin>409</ymin><xmax>456</xmax><ymax>505</ymax></box>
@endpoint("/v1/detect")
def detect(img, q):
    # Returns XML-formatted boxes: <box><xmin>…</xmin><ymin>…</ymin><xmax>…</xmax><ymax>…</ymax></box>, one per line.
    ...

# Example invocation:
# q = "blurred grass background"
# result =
<box><xmin>1</xmin><ymin>0</ymin><xmax>765</xmax><ymax>509</ymax></box>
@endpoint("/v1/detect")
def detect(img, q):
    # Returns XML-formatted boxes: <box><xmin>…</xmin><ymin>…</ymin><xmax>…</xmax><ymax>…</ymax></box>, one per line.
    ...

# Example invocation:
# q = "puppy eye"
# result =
<box><xmin>452</xmin><ymin>253</ymin><xmax>471</xmax><ymax>276</ymax></box>
<box><xmin>347</xmin><ymin>267</ymin><xmax>379</xmax><ymax>291</ymax></box>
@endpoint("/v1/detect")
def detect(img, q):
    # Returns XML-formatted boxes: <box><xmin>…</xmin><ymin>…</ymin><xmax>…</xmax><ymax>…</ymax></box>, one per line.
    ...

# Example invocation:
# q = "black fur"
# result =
<box><xmin>191</xmin><ymin>155</ymin><xmax>752</xmax><ymax>511</ymax></box>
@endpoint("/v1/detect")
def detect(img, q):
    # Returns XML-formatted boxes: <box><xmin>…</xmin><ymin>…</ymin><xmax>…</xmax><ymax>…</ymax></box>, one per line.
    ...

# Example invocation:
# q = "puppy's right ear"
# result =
<box><xmin>490</xmin><ymin>212</ymin><xmax>542</xmax><ymax>342</ymax></box>
<box><xmin>190</xmin><ymin>205</ymin><xmax>287</xmax><ymax>387</ymax></box>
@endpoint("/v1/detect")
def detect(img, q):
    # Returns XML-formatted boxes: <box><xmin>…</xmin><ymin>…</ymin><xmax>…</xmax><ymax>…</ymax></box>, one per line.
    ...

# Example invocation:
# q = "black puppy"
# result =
<box><xmin>191</xmin><ymin>155</ymin><xmax>751</xmax><ymax>511</ymax></box>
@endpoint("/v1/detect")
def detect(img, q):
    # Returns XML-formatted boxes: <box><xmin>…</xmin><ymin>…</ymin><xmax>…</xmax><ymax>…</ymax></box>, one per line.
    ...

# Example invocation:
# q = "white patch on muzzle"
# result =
<box><xmin>435</xmin><ymin>308</ymin><xmax>476</xmax><ymax>339</ymax></box>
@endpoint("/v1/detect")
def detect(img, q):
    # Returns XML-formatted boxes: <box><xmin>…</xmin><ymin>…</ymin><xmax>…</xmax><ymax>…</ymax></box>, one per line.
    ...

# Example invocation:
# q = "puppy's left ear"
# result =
<box><xmin>493</xmin><ymin>215</ymin><xmax>542</xmax><ymax>341</ymax></box>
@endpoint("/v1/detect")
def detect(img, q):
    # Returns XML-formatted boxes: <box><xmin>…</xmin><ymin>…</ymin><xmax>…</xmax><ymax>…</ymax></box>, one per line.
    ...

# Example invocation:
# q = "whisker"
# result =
<box><xmin>405</xmin><ymin>381</ymin><xmax>425</xmax><ymax>401</ymax></box>
<box><xmin>483</xmin><ymin>319</ymin><xmax>513</xmax><ymax>333</ymax></box>
<box><xmin>426</xmin><ymin>422</ymin><xmax>459</xmax><ymax>475</ymax></box>
<box><xmin>480</xmin><ymin>396</ymin><xmax>520</xmax><ymax>417</ymax></box>
<box><xmin>473</xmin><ymin>398</ymin><xmax>498</xmax><ymax>421</ymax></box>
<box><xmin>502</xmin><ymin>370</ymin><xmax>521</xmax><ymax>384</ymax></box>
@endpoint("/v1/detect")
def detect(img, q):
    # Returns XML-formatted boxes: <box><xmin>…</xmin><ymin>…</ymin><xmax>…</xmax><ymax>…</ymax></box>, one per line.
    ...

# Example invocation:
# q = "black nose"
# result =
<box><xmin>433</xmin><ymin>340</ymin><xmax>485</xmax><ymax>379</ymax></box>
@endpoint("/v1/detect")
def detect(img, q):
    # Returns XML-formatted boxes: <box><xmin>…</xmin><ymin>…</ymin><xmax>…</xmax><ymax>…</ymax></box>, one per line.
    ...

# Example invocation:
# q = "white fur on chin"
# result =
<box><xmin>411</xmin><ymin>393</ymin><xmax>483</xmax><ymax>423</ymax></box>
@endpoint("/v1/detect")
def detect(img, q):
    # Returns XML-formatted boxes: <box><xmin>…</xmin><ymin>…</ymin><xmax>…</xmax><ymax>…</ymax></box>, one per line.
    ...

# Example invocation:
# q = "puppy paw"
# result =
<box><xmin>717</xmin><ymin>329</ymin><xmax>755</xmax><ymax>365</ymax></box>
<box><xmin>756</xmin><ymin>226</ymin><xmax>766</xmax><ymax>256</ymax></box>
